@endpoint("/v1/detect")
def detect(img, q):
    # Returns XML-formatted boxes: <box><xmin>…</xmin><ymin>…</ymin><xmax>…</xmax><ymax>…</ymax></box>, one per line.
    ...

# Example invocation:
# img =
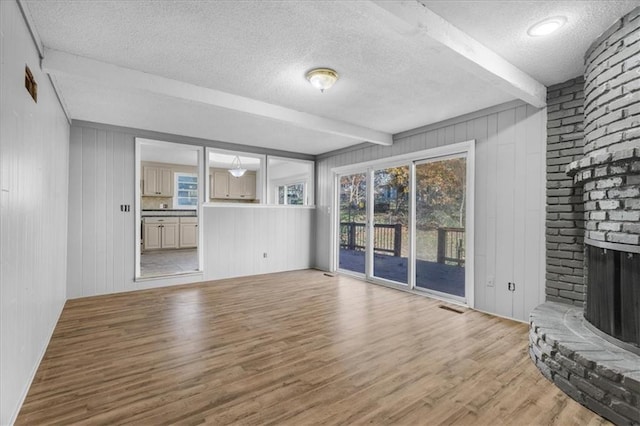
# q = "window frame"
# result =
<box><xmin>173</xmin><ymin>172</ymin><xmax>199</xmax><ymax>209</ymax></box>
<box><xmin>266</xmin><ymin>156</ymin><xmax>315</xmax><ymax>206</ymax></box>
<box><xmin>276</xmin><ymin>181</ymin><xmax>306</xmax><ymax>205</ymax></box>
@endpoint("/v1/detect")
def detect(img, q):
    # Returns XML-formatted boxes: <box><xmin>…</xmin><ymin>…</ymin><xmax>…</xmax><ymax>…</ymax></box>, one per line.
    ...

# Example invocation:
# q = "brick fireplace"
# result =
<box><xmin>530</xmin><ymin>6</ymin><xmax>640</xmax><ymax>425</ymax></box>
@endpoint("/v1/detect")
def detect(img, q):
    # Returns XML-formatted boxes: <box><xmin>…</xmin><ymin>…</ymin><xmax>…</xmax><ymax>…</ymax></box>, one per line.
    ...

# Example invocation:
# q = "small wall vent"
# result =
<box><xmin>25</xmin><ymin>65</ymin><xmax>37</xmax><ymax>103</ymax></box>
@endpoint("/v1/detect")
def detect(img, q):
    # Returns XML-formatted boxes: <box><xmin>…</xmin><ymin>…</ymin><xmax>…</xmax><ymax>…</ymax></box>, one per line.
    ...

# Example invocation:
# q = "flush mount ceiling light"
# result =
<box><xmin>527</xmin><ymin>16</ymin><xmax>567</xmax><ymax>37</ymax></box>
<box><xmin>228</xmin><ymin>155</ymin><xmax>247</xmax><ymax>177</ymax></box>
<box><xmin>306</xmin><ymin>68</ymin><xmax>339</xmax><ymax>92</ymax></box>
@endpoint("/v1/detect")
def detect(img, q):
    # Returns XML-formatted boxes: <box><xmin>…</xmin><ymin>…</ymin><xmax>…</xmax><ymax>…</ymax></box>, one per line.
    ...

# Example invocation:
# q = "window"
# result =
<box><xmin>277</xmin><ymin>183</ymin><xmax>305</xmax><ymax>205</ymax></box>
<box><xmin>207</xmin><ymin>150</ymin><xmax>264</xmax><ymax>202</ymax></box>
<box><xmin>174</xmin><ymin>173</ymin><xmax>198</xmax><ymax>209</ymax></box>
<box><xmin>204</xmin><ymin>150</ymin><xmax>314</xmax><ymax>206</ymax></box>
<box><xmin>267</xmin><ymin>157</ymin><xmax>314</xmax><ymax>205</ymax></box>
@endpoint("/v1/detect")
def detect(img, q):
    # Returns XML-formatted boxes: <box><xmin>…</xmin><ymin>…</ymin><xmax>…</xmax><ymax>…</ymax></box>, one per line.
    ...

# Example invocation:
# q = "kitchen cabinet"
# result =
<box><xmin>212</xmin><ymin>170</ymin><xmax>230</xmax><ymax>199</ymax></box>
<box><xmin>210</xmin><ymin>168</ymin><xmax>256</xmax><ymax>200</ymax></box>
<box><xmin>143</xmin><ymin>217</ymin><xmax>179</xmax><ymax>250</ymax></box>
<box><xmin>143</xmin><ymin>166</ymin><xmax>173</xmax><ymax>197</ymax></box>
<box><xmin>179</xmin><ymin>217</ymin><xmax>198</xmax><ymax>248</ymax></box>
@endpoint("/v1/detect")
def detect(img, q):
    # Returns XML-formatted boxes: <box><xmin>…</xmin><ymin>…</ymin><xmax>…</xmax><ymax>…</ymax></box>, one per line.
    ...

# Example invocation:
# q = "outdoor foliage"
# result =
<box><xmin>415</xmin><ymin>158</ymin><xmax>466</xmax><ymax>228</ymax></box>
<box><xmin>340</xmin><ymin>159</ymin><xmax>466</xmax><ymax>229</ymax></box>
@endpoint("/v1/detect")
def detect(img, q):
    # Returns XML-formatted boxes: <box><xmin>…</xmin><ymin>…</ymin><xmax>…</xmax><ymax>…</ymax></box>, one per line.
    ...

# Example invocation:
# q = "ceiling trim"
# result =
<box><xmin>370</xmin><ymin>0</ymin><xmax>547</xmax><ymax>108</ymax></box>
<box><xmin>42</xmin><ymin>48</ymin><xmax>393</xmax><ymax>147</ymax></box>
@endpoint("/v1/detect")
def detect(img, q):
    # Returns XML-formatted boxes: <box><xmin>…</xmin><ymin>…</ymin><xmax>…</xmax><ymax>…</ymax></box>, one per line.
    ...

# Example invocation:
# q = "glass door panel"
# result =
<box><xmin>338</xmin><ymin>173</ymin><xmax>367</xmax><ymax>274</ymax></box>
<box><xmin>415</xmin><ymin>157</ymin><xmax>466</xmax><ymax>297</ymax></box>
<box><xmin>372</xmin><ymin>166</ymin><xmax>409</xmax><ymax>284</ymax></box>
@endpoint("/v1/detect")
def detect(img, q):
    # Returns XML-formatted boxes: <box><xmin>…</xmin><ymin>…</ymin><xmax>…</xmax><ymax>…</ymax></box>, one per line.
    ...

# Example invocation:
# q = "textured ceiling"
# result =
<box><xmin>422</xmin><ymin>0</ymin><xmax>640</xmax><ymax>86</ymax></box>
<box><xmin>24</xmin><ymin>0</ymin><xmax>639</xmax><ymax>155</ymax></box>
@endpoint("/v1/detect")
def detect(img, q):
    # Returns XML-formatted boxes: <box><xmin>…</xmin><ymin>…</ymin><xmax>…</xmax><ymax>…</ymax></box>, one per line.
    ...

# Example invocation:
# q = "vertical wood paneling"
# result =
<box><xmin>437</xmin><ymin>128</ymin><xmax>446</xmax><ymax>146</ymax></box>
<box><xmin>454</xmin><ymin>122</ymin><xmax>467</xmax><ymax>142</ymax></box>
<box><xmin>95</xmin><ymin>130</ymin><xmax>107</xmax><ymax>296</ymax></box>
<box><xmin>426</xmin><ymin>130</ymin><xmax>437</xmax><ymax>150</ymax></box>
<box><xmin>315</xmin><ymin>103</ymin><xmax>546</xmax><ymax>322</ymax></box>
<box><xmin>81</xmin><ymin>127</ymin><xmax>97</xmax><ymax>297</ymax></box>
<box><xmin>122</xmin><ymin>133</ymin><xmax>136</xmax><ymax>290</ymax></box>
<box><xmin>69</xmin><ymin>125</ymin><xmax>176</xmax><ymax>299</ymax></box>
<box><xmin>495</xmin><ymin>144</ymin><xmax>515</xmax><ymax>318</ymax></box>
<box><xmin>495</xmin><ymin>109</ymin><xmax>517</xmax><ymax>318</ymax></box>
<box><xmin>512</xmin><ymin>105</ymin><xmax>527</xmax><ymax>320</ymax></box>
<box><xmin>105</xmin><ymin>132</ymin><xmax>114</xmax><ymax>296</ymax></box>
<box><xmin>472</xmin><ymin>116</ymin><xmax>489</xmax><ymax>310</ymax></box>
<box><xmin>62</xmin><ymin>110</ymin><xmax>323</xmax><ymax>305</ymax></box>
<box><xmin>445</xmin><ymin>126</ymin><xmax>455</xmax><ymax>144</ymax></box>
<box><xmin>111</xmin><ymin>131</ymin><xmax>125</xmax><ymax>295</ymax></box>
<box><xmin>483</xmin><ymin>113</ymin><xmax>499</xmax><ymax>314</ymax></box>
<box><xmin>67</xmin><ymin>127</ymin><xmax>83</xmax><ymax>298</ymax></box>
<box><xmin>0</xmin><ymin>2</ymin><xmax>70</xmax><ymax>423</ymax></box>
<box><xmin>525</xmin><ymin>104</ymin><xmax>546</xmax><ymax>316</ymax></box>
<box><xmin>203</xmin><ymin>207</ymin><xmax>314</xmax><ymax>281</ymax></box>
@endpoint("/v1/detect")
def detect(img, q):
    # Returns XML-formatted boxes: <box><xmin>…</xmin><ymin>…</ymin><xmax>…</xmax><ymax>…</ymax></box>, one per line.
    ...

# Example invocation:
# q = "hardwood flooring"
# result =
<box><xmin>17</xmin><ymin>270</ymin><xmax>608</xmax><ymax>425</ymax></box>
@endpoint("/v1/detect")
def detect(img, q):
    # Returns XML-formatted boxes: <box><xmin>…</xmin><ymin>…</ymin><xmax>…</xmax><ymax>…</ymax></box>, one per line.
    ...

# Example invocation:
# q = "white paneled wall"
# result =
<box><xmin>0</xmin><ymin>1</ymin><xmax>70</xmax><ymax>423</ymax></box>
<box><xmin>67</xmin><ymin>126</ymin><xmax>136</xmax><ymax>298</ymax></box>
<box><xmin>204</xmin><ymin>206</ymin><xmax>314</xmax><ymax>281</ymax></box>
<box><xmin>315</xmin><ymin>101</ymin><xmax>546</xmax><ymax>322</ymax></box>
<box><xmin>67</xmin><ymin>125</ymin><xmax>209</xmax><ymax>298</ymax></box>
<box><xmin>68</xmin><ymin>122</ymin><xmax>317</xmax><ymax>298</ymax></box>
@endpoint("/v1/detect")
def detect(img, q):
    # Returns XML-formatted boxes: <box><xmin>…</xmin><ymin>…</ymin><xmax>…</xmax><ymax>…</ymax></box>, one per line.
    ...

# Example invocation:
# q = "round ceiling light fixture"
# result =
<box><xmin>306</xmin><ymin>68</ymin><xmax>339</xmax><ymax>92</ymax></box>
<box><xmin>527</xmin><ymin>16</ymin><xmax>567</xmax><ymax>37</ymax></box>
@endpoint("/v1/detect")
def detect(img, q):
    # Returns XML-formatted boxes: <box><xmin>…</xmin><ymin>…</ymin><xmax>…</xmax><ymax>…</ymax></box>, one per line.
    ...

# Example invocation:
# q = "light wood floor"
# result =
<box><xmin>17</xmin><ymin>270</ymin><xmax>608</xmax><ymax>425</ymax></box>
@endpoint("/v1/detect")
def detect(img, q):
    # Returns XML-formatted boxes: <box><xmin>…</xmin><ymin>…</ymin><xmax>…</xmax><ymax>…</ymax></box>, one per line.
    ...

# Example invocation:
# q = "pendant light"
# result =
<box><xmin>228</xmin><ymin>155</ymin><xmax>247</xmax><ymax>177</ymax></box>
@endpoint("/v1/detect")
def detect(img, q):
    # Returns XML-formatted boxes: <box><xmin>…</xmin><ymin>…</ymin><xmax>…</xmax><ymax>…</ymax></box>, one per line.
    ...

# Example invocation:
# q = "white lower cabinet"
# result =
<box><xmin>179</xmin><ymin>217</ymin><xmax>198</xmax><ymax>248</ymax></box>
<box><xmin>143</xmin><ymin>217</ymin><xmax>182</xmax><ymax>251</ymax></box>
<box><xmin>161</xmin><ymin>223</ymin><xmax>179</xmax><ymax>249</ymax></box>
<box><xmin>143</xmin><ymin>223</ymin><xmax>162</xmax><ymax>250</ymax></box>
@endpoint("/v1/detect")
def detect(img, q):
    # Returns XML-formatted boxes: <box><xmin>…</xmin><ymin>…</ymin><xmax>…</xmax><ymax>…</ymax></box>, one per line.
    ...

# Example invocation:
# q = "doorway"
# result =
<box><xmin>135</xmin><ymin>139</ymin><xmax>204</xmax><ymax>279</ymax></box>
<box><xmin>334</xmin><ymin>142</ymin><xmax>474</xmax><ymax>305</ymax></box>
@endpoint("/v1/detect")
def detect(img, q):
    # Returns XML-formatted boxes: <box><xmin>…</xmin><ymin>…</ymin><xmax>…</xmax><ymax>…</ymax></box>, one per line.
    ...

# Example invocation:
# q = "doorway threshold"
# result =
<box><xmin>135</xmin><ymin>270</ymin><xmax>203</xmax><ymax>283</ymax></box>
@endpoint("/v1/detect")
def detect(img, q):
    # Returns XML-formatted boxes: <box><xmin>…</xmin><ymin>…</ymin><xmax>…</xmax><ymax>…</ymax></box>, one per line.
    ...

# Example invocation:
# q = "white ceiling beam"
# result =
<box><xmin>371</xmin><ymin>0</ymin><xmax>547</xmax><ymax>108</ymax></box>
<box><xmin>42</xmin><ymin>48</ymin><xmax>393</xmax><ymax>146</ymax></box>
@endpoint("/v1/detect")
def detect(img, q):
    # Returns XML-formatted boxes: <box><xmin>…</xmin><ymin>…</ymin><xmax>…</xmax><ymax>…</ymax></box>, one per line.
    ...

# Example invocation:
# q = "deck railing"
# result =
<box><xmin>340</xmin><ymin>223</ymin><xmax>465</xmax><ymax>266</ymax></box>
<box><xmin>340</xmin><ymin>223</ymin><xmax>402</xmax><ymax>256</ymax></box>
<box><xmin>436</xmin><ymin>227</ymin><xmax>465</xmax><ymax>266</ymax></box>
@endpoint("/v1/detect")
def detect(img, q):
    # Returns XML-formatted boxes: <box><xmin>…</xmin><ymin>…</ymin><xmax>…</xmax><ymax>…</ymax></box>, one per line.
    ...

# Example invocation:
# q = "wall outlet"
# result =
<box><xmin>263</xmin><ymin>252</ymin><xmax>268</xmax><ymax>258</ymax></box>
<box><xmin>487</xmin><ymin>276</ymin><xmax>494</xmax><ymax>287</ymax></box>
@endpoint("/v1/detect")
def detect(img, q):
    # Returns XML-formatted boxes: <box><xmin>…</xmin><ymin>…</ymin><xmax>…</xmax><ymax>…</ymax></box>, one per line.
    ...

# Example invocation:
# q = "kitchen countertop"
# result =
<box><xmin>141</xmin><ymin>209</ymin><xmax>197</xmax><ymax>217</ymax></box>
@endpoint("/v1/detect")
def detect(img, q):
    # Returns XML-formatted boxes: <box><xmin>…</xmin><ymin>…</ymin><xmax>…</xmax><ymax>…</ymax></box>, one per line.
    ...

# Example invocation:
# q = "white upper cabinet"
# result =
<box><xmin>210</xmin><ymin>168</ymin><xmax>256</xmax><ymax>200</ymax></box>
<box><xmin>143</xmin><ymin>166</ymin><xmax>173</xmax><ymax>197</ymax></box>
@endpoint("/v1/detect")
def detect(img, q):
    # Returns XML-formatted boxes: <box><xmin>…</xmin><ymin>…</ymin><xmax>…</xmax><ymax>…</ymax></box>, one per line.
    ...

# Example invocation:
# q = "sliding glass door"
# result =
<box><xmin>334</xmin><ymin>143</ymin><xmax>472</xmax><ymax>305</ymax></box>
<box><xmin>372</xmin><ymin>166</ymin><xmax>409</xmax><ymax>284</ymax></box>
<box><xmin>338</xmin><ymin>172</ymin><xmax>367</xmax><ymax>275</ymax></box>
<box><xmin>414</xmin><ymin>156</ymin><xmax>467</xmax><ymax>299</ymax></box>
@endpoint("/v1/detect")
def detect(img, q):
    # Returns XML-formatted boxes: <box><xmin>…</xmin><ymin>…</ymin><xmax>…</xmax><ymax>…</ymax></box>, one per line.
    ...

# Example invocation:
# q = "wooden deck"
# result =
<box><xmin>17</xmin><ymin>270</ymin><xmax>608</xmax><ymax>425</ymax></box>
